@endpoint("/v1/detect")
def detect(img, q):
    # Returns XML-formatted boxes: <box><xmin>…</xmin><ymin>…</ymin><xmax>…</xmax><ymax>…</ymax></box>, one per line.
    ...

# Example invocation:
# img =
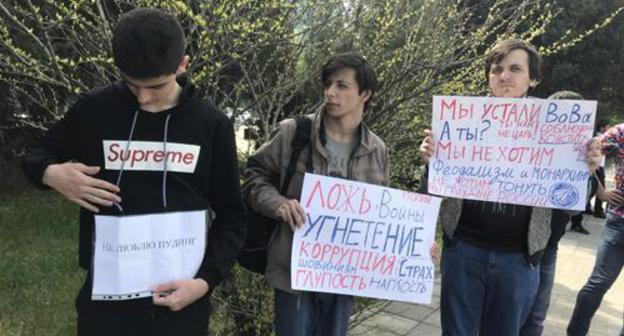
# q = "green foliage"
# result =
<box><xmin>1</xmin><ymin>0</ymin><xmax>621</xmax><ymax>181</ymax></box>
<box><xmin>212</xmin><ymin>267</ymin><xmax>275</xmax><ymax>335</ymax></box>
<box><xmin>328</xmin><ymin>0</ymin><xmax>562</xmax><ymax>184</ymax></box>
<box><xmin>534</xmin><ymin>0</ymin><xmax>624</xmax><ymax>126</ymax></box>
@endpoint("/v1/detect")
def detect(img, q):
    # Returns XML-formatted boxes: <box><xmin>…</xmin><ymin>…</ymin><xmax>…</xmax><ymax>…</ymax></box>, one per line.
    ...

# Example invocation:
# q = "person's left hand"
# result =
<box><xmin>430</xmin><ymin>241</ymin><xmax>441</xmax><ymax>265</ymax></box>
<box><xmin>152</xmin><ymin>278</ymin><xmax>209</xmax><ymax>311</ymax></box>
<box><xmin>585</xmin><ymin>137</ymin><xmax>602</xmax><ymax>172</ymax></box>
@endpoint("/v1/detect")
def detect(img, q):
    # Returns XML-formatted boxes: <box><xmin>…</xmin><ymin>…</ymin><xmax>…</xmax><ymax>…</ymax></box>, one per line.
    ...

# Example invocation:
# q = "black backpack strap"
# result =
<box><xmin>279</xmin><ymin>116</ymin><xmax>312</xmax><ymax>194</ymax></box>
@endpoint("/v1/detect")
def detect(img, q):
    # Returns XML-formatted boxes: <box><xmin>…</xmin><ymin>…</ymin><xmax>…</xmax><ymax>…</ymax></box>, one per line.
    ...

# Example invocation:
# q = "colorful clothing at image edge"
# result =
<box><xmin>567</xmin><ymin>214</ymin><xmax>624</xmax><ymax>336</ymax></box>
<box><xmin>600</xmin><ymin>124</ymin><xmax>624</xmax><ymax>217</ymax></box>
<box><xmin>566</xmin><ymin>123</ymin><xmax>624</xmax><ymax>336</ymax></box>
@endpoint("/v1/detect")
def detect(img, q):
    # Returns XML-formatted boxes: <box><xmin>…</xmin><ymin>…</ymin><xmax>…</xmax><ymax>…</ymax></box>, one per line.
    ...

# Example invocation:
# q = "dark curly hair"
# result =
<box><xmin>112</xmin><ymin>8</ymin><xmax>185</xmax><ymax>79</ymax></box>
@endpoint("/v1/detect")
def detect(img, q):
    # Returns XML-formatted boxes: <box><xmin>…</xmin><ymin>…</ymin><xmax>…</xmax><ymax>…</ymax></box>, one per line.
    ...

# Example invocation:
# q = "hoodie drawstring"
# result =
<box><xmin>113</xmin><ymin>110</ymin><xmax>139</xmax><ymax>213</ymax></box>
<box><xmin>113</xmin><ymin>110</ymin><xmax>172</xmax><ymax>213</ymax></box>
<box><xmin>162</xmin><ymin>113</ymin><xmax>171</xmax><ymax>208</ymax></box>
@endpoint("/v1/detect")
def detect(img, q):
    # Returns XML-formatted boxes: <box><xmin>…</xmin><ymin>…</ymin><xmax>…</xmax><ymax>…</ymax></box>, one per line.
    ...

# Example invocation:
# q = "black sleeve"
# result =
<box><xmin>21</xmin><ymin>98</ymin><xmax>84</xmax><ymax>188</ymax></box>
<box><xmin>417</xmin><ymin>164</ymin><xmax>429</xmax><ymax>194</ymax></box>
<box><xmin>196</xmin><ymin>115</ymin><xmax>246</xmax><ymax>289</ymax></box>
<box><xmin>548</xmin><ymin>209</ymin><xmax>571</xmax><ymax>246</ymax></box>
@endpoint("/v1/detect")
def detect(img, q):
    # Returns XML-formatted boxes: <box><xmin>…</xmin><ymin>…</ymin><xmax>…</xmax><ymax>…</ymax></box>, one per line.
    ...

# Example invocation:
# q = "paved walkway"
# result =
<box><xmin>352</xmin><ymin>214</ymin><xmax>624</xmax><ymax>335</ymax></box>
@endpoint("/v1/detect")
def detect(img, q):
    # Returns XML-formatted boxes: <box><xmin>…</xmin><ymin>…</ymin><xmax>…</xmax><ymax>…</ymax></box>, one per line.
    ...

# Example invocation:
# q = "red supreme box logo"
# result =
<box><xmin>103</xmin><ymin>140</ymin><xmax>200</xmax><ymax>173</ymax></box>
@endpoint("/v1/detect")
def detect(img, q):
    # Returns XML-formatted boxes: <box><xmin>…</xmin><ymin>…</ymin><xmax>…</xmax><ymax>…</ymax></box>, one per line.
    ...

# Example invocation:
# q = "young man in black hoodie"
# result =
<box><xmin>21</xmin><ymin>8</ymin><xmax>245</xmax><ymax>336</ymax></box>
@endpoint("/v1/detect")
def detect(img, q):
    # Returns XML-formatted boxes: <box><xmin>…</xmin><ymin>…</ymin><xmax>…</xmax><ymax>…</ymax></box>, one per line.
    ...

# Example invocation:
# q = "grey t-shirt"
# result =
<box><xmin>324</xmin><ymin>135</ymin><xmax>356</xmax><ymax>178</ymax></box>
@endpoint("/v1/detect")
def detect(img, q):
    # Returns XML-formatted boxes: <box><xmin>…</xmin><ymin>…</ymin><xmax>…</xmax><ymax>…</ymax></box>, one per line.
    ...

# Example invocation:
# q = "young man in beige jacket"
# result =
<box><xmin>243</xmin><ymin>53</ymin><xmax>388</xmax><ymax>336</ymax></box>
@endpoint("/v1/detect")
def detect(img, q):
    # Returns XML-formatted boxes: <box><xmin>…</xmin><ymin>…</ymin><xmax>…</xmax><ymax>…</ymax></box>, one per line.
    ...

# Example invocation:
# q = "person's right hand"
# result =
<box><xmin>585</xmin><ymin>137</ymin><xmax>602</xmax><ymax>172</ymax></box>
<box><xmin>430</xmin><ymin>241</ymin><xmax>441</xmax><ymax>265</ymax></box>
<box><xmin>602</xmin><ymin>190</ymin><xmax>624</xmax><ymax>207</ymax></box>
<box><xmin>419</xmin><ymin>129</ymin><xmax>435</xmax><ymax>165</ymax></box>
<box><xmin>42</xmin><ymin>162</ymin><xmax>121</xmax><ymax>213</ymax></box>
<box><xmin>277</xmin><ymin>199</ymin><xmax>306</xmax><ymax>231</ymax></box>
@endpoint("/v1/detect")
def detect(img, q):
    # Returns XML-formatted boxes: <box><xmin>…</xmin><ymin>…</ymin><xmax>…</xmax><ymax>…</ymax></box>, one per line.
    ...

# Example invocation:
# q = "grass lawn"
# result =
<box><xmin>0</xmin><ymin>188</ymin><xmax>84</xmax><ymax>336</ymax></box>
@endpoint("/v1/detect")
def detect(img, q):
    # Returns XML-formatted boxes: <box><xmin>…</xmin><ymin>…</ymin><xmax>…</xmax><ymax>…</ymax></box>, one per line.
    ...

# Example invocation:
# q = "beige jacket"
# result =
<box><xmin>243</xmin><ymin>107</ymin><xmax>389</xmax><ymax>292</ymax></box>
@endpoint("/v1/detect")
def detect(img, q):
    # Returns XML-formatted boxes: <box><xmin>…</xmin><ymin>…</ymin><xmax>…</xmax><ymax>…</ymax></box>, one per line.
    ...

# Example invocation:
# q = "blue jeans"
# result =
<box><xmin>520</xmin><ymin>244</ymin><xmax>558</xmax><ymax>336</ymax></box>
<box><xmin>567</xmin><ymin>214</ymin><xmax>624</xmax><ymax>336</ymax></box>
<box><xmin>440</xmin><ymin>240</ymin><xmax>540</xmax><ymax>336</ymax></box>
<box><xmin>273</xmin><ymin>289</ymin><xmax>353</xmax><ymax>336</ymax></box>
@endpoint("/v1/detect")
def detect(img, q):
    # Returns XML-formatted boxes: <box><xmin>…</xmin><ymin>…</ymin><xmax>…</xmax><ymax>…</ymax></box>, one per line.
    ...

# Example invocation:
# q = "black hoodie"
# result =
<box><xmin>22</xmin><ymin>78</ymin><xmax>246</xmax><ymax>290</ymax></box>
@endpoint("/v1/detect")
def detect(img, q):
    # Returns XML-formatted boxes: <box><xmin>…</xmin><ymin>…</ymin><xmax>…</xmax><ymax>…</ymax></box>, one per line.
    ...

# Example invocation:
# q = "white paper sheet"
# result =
<box><xmin>92</xmin><ymin>210</ymin><xmax>206</xmax><ymax>300</ymax></box>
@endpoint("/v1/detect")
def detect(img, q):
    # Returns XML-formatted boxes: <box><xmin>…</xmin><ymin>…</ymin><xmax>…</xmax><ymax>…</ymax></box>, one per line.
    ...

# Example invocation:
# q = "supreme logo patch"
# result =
<box><xmin>103</xmin><ymin>140</ymin><xmax>200</xmax><ymax>173</ymax></box>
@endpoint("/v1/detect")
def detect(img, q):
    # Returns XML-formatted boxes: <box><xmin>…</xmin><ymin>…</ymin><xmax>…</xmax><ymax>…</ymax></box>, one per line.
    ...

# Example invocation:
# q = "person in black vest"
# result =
<box><xmin>419</xmin><ymin>40</ymin><xmax>598</xmax><ymax>336</ymax></box>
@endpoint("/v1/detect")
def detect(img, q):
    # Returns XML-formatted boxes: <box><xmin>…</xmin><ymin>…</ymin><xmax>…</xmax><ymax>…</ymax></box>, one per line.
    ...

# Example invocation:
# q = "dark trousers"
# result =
<box><xmin>571</xmin><ymin>212</ymin><xmax>584</xmax><ymax>226</ymax></box>
<box><xmin>586</xmin><ymin>167</ymin><xmax>606</xmax><ymax>213</ymax></box>
<box><xmin>76</xmin><ymin>276</ymin><xmax>210</xmax><ymax>336</ymax></box>
<box><xmin>520</xmin><ymin>244</ymin><xmax>558</xmax><ymax>336</ymax></box>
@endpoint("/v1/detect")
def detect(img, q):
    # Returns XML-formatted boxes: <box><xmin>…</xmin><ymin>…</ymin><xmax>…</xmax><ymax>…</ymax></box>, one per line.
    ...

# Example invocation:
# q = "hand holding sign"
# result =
<box><xmin>586</xmin><ymin>137</ymin><xmax>603</xmax><ymax>172</ymax></box>
<box><xmin>277</xmin><ymin>199</ymin><xmax>306</xmax><ymax>231</ymax></box>
<box><xmin>152</xmin><ymin>278</ymin><xmax>209</xmax><ymax>311</ymax></box>
<box><xmin>419</xmin><ymin>129</ymin><xmax>435</xmax><ymax>165</ymax></box>
<box><xmin>429</xmin><ymin>242</ymin><xmax>441</xmax><ymax>265</ymax></box>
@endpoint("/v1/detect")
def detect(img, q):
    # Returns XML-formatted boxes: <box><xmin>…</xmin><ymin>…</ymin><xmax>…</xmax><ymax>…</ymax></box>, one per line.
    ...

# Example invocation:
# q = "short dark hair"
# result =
<box><xmin>548</xmin><ymin>90</ymin><xmax>583</xmax><ymax>100</ymax></box>
<box><xmin>485</xmin><ymin>39</ymin><xmax>542</xmax><ymax>82</ymax></box>
<box><xmin>321</xmin><ymin>53</ymin><xmax>377</xmax><ymax>111</ymax></box>
<box><xmin>112</xmin><ymin>8</ymin><xmax>185</xmax><ymax>79</ymax></box>
<box><xmin>596</xmin><ymin>118</ymin><xmax>610</xmax><ymax>130</ymax></box>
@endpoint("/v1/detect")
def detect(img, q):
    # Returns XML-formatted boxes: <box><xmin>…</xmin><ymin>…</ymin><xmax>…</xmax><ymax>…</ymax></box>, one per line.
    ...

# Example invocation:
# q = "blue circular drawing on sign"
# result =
<box><xmin>549</xmin><ymin>183</ymin><xmax>579</xmax><ymax>208</ymax></box>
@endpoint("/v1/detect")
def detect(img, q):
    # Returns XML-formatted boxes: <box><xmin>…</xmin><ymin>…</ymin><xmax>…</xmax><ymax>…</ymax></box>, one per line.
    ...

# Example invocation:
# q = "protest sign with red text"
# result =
<box><xmin>291</xmin><ymin>173</ymin><xmax>441</xmax><ymax>304</ymax></box>
<box><xmin>429</xmin><ymin>96</ymin><xmax>596</xmax><ymax>210</ymax></box>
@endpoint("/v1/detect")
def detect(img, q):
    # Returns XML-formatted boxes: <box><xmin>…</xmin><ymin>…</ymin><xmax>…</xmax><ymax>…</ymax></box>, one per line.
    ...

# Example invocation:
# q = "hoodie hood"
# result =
<box><xmin>112</xmin><ymin>75</ymin><xmax>197</xmax><ymax>115</ymax></box>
